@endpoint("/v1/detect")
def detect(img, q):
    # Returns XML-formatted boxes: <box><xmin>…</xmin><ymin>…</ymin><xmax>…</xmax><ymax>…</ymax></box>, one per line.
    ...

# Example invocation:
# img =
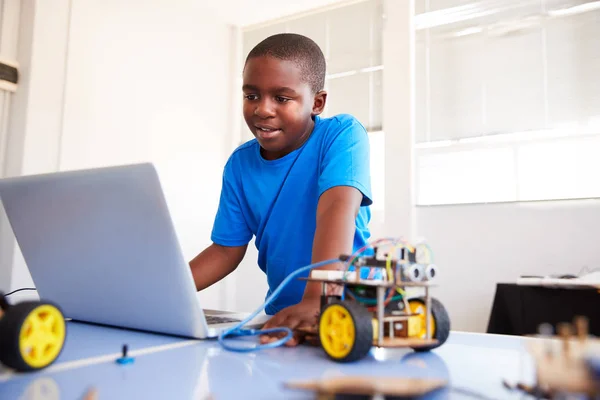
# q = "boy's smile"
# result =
<box><xmin>242</xmin><ymin>55</ymin><xmax>326</xmax><ymax>160</ymax></box>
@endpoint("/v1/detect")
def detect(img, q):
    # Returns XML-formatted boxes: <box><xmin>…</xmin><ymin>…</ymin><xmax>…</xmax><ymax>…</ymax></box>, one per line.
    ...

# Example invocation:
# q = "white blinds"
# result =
<box><xmin>414</xmin><ymin>0</ymin><xmax>600</xmax><ymax>205</ymax></box>
<box><xmin>415</xmin><ymin>0</ymin><xmax>600</xmax><ymax>144</ymax></box>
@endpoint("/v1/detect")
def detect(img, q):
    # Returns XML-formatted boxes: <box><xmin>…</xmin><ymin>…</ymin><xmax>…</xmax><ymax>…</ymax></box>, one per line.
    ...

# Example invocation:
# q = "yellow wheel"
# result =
<box><xmin>407</xmin><ymin>297</ymin><xmax>450</xmax><ymax>352</ymax></box>
<box><xmin>408</xmin><ymin>299</ymin><xmax>436</xmax><ymax>339</ymax></box>
<box><xmin>0</xmin><ymin>301</ymin><xmax>66</xmax><ymax>371</ymax></box>
<box><xmin>318</xmin><ymin>300</ymin><xmax>372</xmax><ymax>363</ymax></box>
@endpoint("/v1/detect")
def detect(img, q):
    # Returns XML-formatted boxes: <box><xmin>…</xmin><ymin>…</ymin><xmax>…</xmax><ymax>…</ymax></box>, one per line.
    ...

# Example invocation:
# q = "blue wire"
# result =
<box><xmin>217</xmin><ymin>258</ymin><xmax>339</xmax><ymax>352</ymax></box>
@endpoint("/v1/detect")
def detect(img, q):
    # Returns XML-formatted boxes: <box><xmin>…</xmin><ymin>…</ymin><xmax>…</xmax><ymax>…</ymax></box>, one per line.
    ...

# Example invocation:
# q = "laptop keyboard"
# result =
<box><xmin>206</xmin><ymin>315</ymin><xmax>241</xmax><ymax>325</ymax></box>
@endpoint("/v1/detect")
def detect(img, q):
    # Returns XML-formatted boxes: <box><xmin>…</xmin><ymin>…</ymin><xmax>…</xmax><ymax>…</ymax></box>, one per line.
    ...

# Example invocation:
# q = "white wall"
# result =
<box><xmin>417</xmin><ymin>199</ymin><xmax>600</xmax><ymax>332</ymax></box>
<box><xmin>3</xmin><ymin>0</ymin><xmax>236</xmax><ymax>310</ymax></box>
<box><xmin>0</xmin><ymin>0</ymin><xmax>22</xmax><ymax>292</ymax></box>
<box><xmin>1</xmin><ymin>0</ymin><xmax>71</xmax><ymax>294</ymax></box>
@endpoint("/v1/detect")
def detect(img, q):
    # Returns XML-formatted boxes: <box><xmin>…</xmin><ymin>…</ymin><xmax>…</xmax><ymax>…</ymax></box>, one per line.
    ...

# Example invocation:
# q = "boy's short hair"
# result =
<box><xmin>245</xmin><ymin>33</ymin><xmax>326</xmax><ymax>94</ymax></box>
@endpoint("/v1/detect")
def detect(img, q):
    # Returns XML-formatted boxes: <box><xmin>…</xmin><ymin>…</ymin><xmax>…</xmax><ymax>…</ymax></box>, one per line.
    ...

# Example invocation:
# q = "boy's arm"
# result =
<box><xmin>304</xmin><ymin>186</ymin><xmax>363</xmax><ymax>298</ymax></box>
<box><xmin>189</xmin><ymin>243</ymin><xmax>248</xmax><ymax>291</ymax></box>
<box><xmin>259</xmin><ymin>186</ymin><xmax>362</xmax><ymax>345</ymax></box>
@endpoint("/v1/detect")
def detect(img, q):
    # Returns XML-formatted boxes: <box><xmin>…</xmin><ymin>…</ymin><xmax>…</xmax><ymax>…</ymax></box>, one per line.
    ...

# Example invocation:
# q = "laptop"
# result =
<box><xmin>0</xmin><ymin>163</ymin><xmax>269</xmax><ymax>338</ymax></box>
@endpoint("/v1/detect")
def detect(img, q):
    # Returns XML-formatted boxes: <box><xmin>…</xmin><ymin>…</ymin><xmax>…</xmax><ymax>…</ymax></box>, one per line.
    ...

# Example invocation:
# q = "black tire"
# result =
<box><xmin>319</xmin><ymin>299</ymin><xmax>373</xmax><ymax>363</ymax></box>
<box><xmin>0</xmin><ymin>301</ymin><xmax>67</xmax><ymax>372</ymax></box>
<box><xmin>410</xmin><ymin>297</ymin><xmax>450</xmax><ymax>352</ymax></box>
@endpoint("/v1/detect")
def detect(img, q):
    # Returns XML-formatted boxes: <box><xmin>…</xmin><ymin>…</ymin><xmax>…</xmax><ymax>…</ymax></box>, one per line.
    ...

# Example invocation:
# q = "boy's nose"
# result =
<box><xmin>254</xmin><ymin>100</ymin><xmax>276</xmax><ymax>118</ymax></box>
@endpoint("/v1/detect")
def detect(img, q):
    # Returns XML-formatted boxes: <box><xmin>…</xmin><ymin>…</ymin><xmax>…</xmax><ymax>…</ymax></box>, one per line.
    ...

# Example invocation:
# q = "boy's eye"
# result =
<box><xmin>275</xmin><ymin>96</ymin><xmax>290</xmax><ymax>103</ymax></box>
<box><xmin>244</xmin><ymin>94</ymin><xmax>258</xmax><ymax>101</ymax></box>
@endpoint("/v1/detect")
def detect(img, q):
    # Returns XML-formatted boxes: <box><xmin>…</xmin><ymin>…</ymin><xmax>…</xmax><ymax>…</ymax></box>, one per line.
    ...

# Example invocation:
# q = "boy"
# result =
<box><xmin>189</xmin><ymin>33</ymin><xmax>372</xmax><ymax>346</ymax></box>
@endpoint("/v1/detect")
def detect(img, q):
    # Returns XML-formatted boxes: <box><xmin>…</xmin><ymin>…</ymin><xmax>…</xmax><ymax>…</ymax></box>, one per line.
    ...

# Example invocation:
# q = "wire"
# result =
<box><xmin>218</xmin><ymin>258</ymin><xmax>339</xmax><ymax>352</ymax></box>
<box><xmin>415</xmin><ymin>242</ymin><xmax>435</xmax><ymax>264</ymax></box>
<box><xmin>345</xmin><ymin>288</ymin><xmax>402</xmax><ymax>306</ymax></box>
<box><xmin>385</xmin><ymin>244</ymin><xmax>408</xmax><ymax>297</ymax></box>
<box><xmin>3</xmin><ymin>287</ymin><xmax>37</xmax><ymax>296</ymax></box>
<box><xmin>342</xmin><ymin>238</ymin><xmax>400</xmax><ymax>281</ymax></box>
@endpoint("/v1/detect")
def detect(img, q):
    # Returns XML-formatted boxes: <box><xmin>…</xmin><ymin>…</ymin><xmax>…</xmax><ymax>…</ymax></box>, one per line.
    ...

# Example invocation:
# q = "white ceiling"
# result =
<box><xmin>203</xmin><ymin>0</ymin><xmax>348</xmax><ymax>27</ymax></box>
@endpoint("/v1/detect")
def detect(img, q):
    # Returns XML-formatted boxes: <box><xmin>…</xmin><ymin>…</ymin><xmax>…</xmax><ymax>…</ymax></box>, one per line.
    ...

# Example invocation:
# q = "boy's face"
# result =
<box><xmin>242</xmin><ymin>56</ymin><xmax>326</xmax><ymax>160</ymax></box>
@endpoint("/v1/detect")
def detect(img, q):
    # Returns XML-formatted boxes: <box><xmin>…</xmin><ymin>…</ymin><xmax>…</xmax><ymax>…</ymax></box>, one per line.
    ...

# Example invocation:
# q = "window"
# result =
<box><xmin>415</xmin><ymin>0</ymin><xmax>600</xmax><ymax>205</ymax></box>
<box><xmin>241</xmin><ymin>0</ymin><xmax>385</xmax><ymax>210</ymax></box>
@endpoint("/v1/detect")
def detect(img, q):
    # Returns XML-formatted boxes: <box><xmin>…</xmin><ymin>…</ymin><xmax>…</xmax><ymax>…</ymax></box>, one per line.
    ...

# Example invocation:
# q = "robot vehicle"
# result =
<box><xmin>299</xmin><ymin>238</ymin><xmax>451</xmax><ymax>363</ymax></box>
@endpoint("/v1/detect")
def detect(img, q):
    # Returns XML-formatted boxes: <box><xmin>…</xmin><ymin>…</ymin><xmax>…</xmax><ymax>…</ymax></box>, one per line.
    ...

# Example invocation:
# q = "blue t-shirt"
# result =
<box><xmin>211</xmin><ymin>114</ymin><xmax>372</xmax><ymax>315</ymax></box>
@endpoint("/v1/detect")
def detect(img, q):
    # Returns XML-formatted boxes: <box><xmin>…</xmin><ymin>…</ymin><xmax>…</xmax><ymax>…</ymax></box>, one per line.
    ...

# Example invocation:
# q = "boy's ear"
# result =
<box><xmin>311</xmin><ymin>90</ymin><xmax>327</xmax><ymax>116</ymax></box>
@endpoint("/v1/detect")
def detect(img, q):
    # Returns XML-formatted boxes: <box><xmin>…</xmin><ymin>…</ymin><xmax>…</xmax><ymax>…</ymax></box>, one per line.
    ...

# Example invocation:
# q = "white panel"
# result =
<box><xmin>371</xmin><ymin>0</ymin><xmax>384</xmax><ymax>67</ymax></box>
<box><xmin>415</xmin><ymin>33</ymin><xmax>428</xmax><ymax>143</ymax></box>
<box><xmin>286</xmin><ymin>13</ymin><xmax>327</xmax><ymax>57</ymax></box>
<box><xmin>417</xmin><ymin>147</ymin><xmax>517</xmax><ymax>205</ymax></box>
<box><xmin>429</xmin><ymin>33</ymin><xmax>485</xmax><ymax>141</ymax></box>
<box><xmin>545</xmin><ymin>14</ymin><xmax>586</xmax><ymax>126</ymax></box>
<box><xmin>242</xmin><ymin>23</ymin><xmax>287</xmax><ymax>59</ymax></box>
<box><xmin>426</xmin><ymin>36</ymin><xmax>451</xmax><ymax>141</ymax></box>
<box><xmin>327</xmin><ymin>1</ymin><xmax>375</xmax><ymax>73</ymax></box>
<box><xmin>421</xmin><ymin>0</ymin><xmax>477</xmax><ymax>13</ymax></box>
<box><xmin>369</xmin><ymin>131</ymin><xmax>385</xmax><ymax>211</ymax></box>
<box><xmin>517</xmin><ymin>136</ymin><xmax>600</xmax><ymax>201</ymax></box>
<box><xmin>326</xmin><ymin>72</ymin><xmax>370</xmax><ymax>127</ymax></box>
<box><xmin>581</xmin><ymin>10</ymin><xmax>600</xmax><ymax>122</ymax></box>
<box><xmin>370</xmin><ymin>70</ymin><xmax>383</xmax><ymax>130</ymax></box>
<box><xmin>484</xmin><ymin>27</ymin><xmax>545</xmax><ymax>134</ymax></box>
<box><xmin>383</xmin><ymin>0</ymin><xmax>415</xmax><ymax>238</ymax></box>
<box><xmin>415</xmin><ymin>0</ymin><xmax>427</xmax><ymax>14</ymax></box>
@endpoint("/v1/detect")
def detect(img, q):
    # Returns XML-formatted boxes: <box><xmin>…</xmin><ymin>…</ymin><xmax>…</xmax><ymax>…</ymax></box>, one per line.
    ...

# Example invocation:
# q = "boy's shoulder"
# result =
<box><xmin>232</xmin><ymin>137</ymin><xmax>258</xmax><ymax>156</ymax></box>
<box><xmin>316</xmin><ymin>113</ymin><xmax>369</xmax><ymax>147</ymax></box>
<box><xmin>319</xmin><ymin>113</ymin><xmax>366</xmax><ymax>131</ymax></box>
<box><xmin>225</xmin><ymin>138</ymin><xmax>258</xmax><ymax>166</ymax></box>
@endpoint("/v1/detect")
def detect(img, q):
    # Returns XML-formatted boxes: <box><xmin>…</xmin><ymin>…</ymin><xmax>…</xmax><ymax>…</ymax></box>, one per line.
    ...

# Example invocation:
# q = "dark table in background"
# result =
<box><xmin>487</xmin><ymin>283</ymin><xmax>600</xmax><ymax>336</ymax></box>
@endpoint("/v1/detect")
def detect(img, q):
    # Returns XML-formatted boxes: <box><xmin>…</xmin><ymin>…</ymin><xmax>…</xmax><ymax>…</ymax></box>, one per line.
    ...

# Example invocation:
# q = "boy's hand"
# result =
<box><xmin>259</xmin><ymin>296</ymin><xmax>321</xmax><ymax>347</ymax></box>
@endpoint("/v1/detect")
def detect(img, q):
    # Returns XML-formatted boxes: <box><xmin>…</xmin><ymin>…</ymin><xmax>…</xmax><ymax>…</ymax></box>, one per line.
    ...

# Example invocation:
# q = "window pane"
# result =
<box><xmin>429</xmin><ymin>33</ymin><xmax>486</xmax><ymax>141</ymax></box>
<box><xmin>580</xmin><ymin>10</ymin><xmax>600</xmax><ymax>123</ymax></box>
<box><xmin>546</xmin><ymin>13</ymin><xmax>587</xmax><ymax>126</ymax></box>
<box><xmin>286</xmin><ymin>14</ymin><xmax>327</xmax><ymax>56</ymax></box>
<box><xmin>484</xmin><ymin>28</ymin><xmax>546</xmax><ymax>134</ymax></box>
<box><xmin>517</xmin><ymin>136</ymin><xmax>600</xmax><ymax>201</ymax></box>
<box><xmin>417</xmin><ymin>148</ymin><xmax>517</xmax><ymax>205</ymax></box>
<box><xmin>327</xmin><ymin>1</ymin><xmax>379</xmax><ymax>73</ymax></box>
<box><xmin>370</xmin><ymin>70</ymin><xmax>383</xmax><ymax>131</ymax></box>
<box><xmin>242</xmin><ymin>23</ymin><xmax>287</xmax><ymax>57</ymax></box>
<box><xmin>415</xmin><ymin>33</ymin><xmax>428</xmax><ymax>143</ymax></box>
<box><xmin>326</xmin><ymin>73</ymin><xmax>370</xmax><ymax>128</ymax></box>
<box><xmin>414</xmin><ymin>1</ymin><xmax>600</xmax><ymax>204</ymax></box>
<box><xmin>369</xmin><ymin>131</ymin><xmax>385</xmax><ymax>211</ymax></box>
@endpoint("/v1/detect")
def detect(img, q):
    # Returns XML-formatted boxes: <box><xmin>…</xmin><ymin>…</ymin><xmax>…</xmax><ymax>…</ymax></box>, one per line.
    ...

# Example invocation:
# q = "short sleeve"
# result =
<box><xmin>318</xmin><ymin>115</ymin><xmax>373</xmax><ymax>206</ymax></box>
<box><xmin>210</xmin><ymin>161</ymin><xmax>253</xmax><ymax>246</ymax></box>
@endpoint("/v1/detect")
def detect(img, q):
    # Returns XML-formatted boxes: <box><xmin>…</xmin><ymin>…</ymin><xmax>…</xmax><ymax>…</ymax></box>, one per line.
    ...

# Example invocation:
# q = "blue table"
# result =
<box><xmin>0</xmin><ymin>321</ymin><xmax>536</xmax><ymax>399</ymax></box>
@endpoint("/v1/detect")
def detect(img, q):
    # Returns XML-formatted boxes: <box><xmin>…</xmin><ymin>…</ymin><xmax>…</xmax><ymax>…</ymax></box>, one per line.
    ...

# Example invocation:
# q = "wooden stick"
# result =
<box><xmin>574</xmin><ymin>316</ymin><xmax>589</xmax><ymax>341</ymax></box>
<box><xmin>557</xmin><ymin>322</ymin><xmax>573</xmax><ymax>355</ymax></box>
